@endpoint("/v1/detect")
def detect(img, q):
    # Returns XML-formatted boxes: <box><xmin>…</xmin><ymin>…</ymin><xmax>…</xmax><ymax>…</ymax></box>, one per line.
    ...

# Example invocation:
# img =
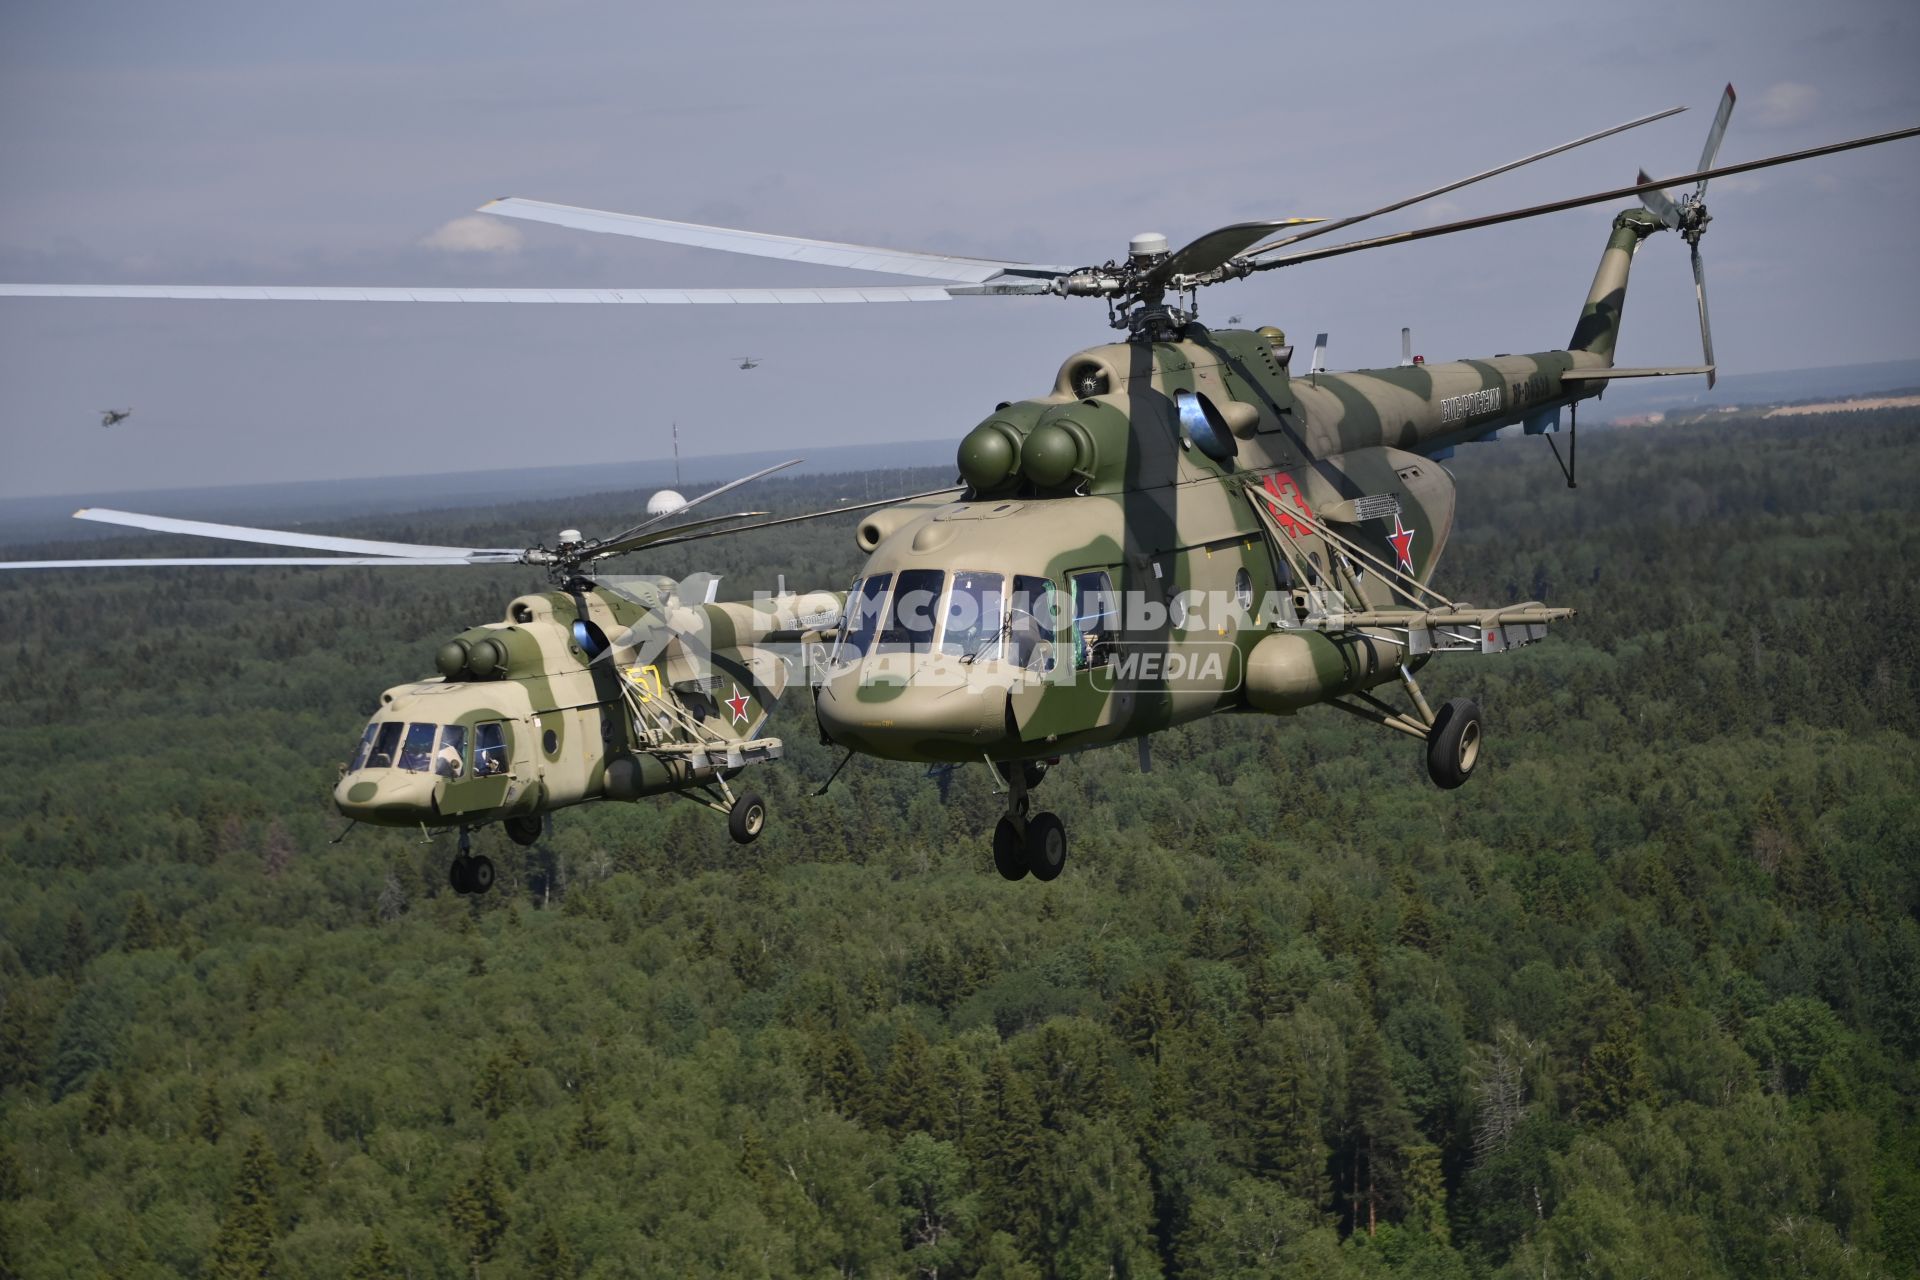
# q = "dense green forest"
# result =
<box><xmin>2</xmin><ymin>411</ymin><xmax>1917</xmax><ymax>1278</ymax></box>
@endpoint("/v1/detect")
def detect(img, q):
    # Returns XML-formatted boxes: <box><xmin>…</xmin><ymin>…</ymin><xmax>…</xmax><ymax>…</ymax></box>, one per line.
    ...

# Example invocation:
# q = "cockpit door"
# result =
<box><xmin>438</xmin><ymin>719</ymin><xmax>516</xmax><ymax>817</ymax></box>
<box><xmin>1009</xmin><ymin>567</ymin><xmax>1131</xmax><ymax>744</ymax></box>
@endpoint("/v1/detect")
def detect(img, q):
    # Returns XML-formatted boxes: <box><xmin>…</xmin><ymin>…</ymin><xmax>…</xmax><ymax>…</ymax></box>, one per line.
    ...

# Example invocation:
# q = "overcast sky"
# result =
<box><xmin>2</xmin><ymin>0</ymin><xmax>1916</xmax><ymax>499</ymax></box>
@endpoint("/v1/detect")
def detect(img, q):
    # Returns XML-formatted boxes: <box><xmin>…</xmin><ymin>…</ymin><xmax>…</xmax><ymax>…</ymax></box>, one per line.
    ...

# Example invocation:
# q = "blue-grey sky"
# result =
<box><xmin>2</xmin><ymin>0</ymin><xmax>1916</xmax><ymax>499</ymax></box>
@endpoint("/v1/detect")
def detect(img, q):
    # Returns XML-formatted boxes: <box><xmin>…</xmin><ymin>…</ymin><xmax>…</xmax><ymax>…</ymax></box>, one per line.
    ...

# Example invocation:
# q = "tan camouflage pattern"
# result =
<box><xmin>815</xmin><ymin>211</ymin><xmax>1654</xmax><ymax>763</ymax></box>
<box><xmin>333</xmin><ymin>583</ymin><xmax>839</xmax><ymax>830</ymax></box>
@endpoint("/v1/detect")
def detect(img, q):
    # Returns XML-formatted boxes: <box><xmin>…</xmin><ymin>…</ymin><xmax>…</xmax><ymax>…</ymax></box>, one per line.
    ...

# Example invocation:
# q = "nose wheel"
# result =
<box><xmin>449</xmin><ymin>827</ymin><xmax>496</xmax><ymax>895</ymax></box>
<box><xmin>989</xmin><ymin>761</ymin><xmax>1068</xmax><ymax>881</ymax></box>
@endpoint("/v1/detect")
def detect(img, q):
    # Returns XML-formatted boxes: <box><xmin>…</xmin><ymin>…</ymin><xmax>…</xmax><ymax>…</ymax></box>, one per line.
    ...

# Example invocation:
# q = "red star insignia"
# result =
<box><xmin>1387</xmin><ymin>514</ymin><xmax>1418</xmax><ymax>574</ymax></box>
<box><xmin>724</xmin><ymin>686</ymin><xmax>751</xmax><ymax>724</ymax></box>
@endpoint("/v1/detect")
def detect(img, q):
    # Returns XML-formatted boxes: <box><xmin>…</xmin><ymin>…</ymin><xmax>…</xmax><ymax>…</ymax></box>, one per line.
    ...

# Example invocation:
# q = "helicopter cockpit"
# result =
<box><xmin>345</xmin><ymin>718</ymin><xmax>513</xmax><ymax>780</ymax></box>
<box><xmin>830</xmin><ymin>570</ymin><xmax>1060</xmax><ymax>671</ymax></box>
<box><xmin>815</xmin><ymin>566</ymin><xmax>1084</xmax><ymax>761</ymax></box>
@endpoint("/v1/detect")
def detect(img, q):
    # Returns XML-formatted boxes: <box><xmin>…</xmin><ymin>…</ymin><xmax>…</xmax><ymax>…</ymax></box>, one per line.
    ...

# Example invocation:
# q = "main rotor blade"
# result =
<box><xmin>1253</xmin><ymin>124</ymin><xmax>1920</xmax><ymax>271</ymax></box>
<box><xmin>1636</xmin><ymin>170</ymin><xmax>1683</xmax><ymax>229</ymax></box>
<box><xmin>631</xmin><ymin>486</ymin><xmax>967</xmax><ymax>552</ymax></box>
<box><xmin>585</xmin><ymin>510</ymin><xmax>769</xmax><ymax>561</ymax></box>
<box><xmin>1154</xmin><ymin>219</ymin><xmax>1323</xmax><ymax>284</ymax></box>
<box><xmin>0</xmin><ymin>284</ymin><xmax>958</xmax><ymax>304</ymax></box>
<box><xmin>480</xmin><ymin>197</ymin><xmax>1073</xmax><ymax>284</ymax></box>
<box><xmin>1696</xmin><ymin>83</ymin><xmax>1737</xmax><ymax>197</ymax></box>
<box><xmin>1247</xmin><ymin>105</ymin><xmax>1688</xmax><ymax>257</ymax></box>
<box><xmin>0</xmin><ymin>556</ymin><xmax>506</xmax><ymax>570</ymax></box>
<box><xmin>1692</xmin><ymin>244</ymin><xmax>1716</xmax><ymax>389</ymax></box>
<box><xmin>73</xmin><ymin>507</ymin><xmax>523</xmax><ymax>559</ymax></box>
<box><xmin>592</xmin><ymin>459</ymin><xmax>802</xmax><ymax>558</ymax></box>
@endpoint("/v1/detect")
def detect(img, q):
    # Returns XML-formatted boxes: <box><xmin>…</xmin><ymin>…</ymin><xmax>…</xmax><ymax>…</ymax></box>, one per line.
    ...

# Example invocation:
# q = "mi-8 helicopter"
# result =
<box><xmin>99</xmin><ymin>408</ymin><xmax>131</xmax><ymax>427</ymax></box>
<box><xmin>5</xmin><ymin>89</ymin><xmax>1916</xmax><ymax>883</ymax></box>
<box><xmin>735</xmin><ymin>356</ymin><xmax>762</xmax><ymax>370</ymax></box>
<box><xmin>0</xmin><ymin>463</ymin><xmax>850</xmax><ymax>894</ymax></box>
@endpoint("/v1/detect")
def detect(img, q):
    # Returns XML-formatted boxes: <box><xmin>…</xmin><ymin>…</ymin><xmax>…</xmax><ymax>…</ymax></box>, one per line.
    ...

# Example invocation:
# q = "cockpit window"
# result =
<box><xmin>1009</xmin><ymin>575</ymin><xmax>1058</xmax><ymax>672</ymax></box>
<box><xmin>398</xmin><ymin>722</ymin><xmax>437</xmax><ymax>773</ymax></box>
<box><xmin>350</xmin><ymin>723</ymin><xmax>379</xmax><ymax>771</ymax></box>
<box><xmin>836</xmin><ymin>573</ymin><xmax>891</xmax><ymax>663</ymax></box>
<box><xmin>365</xmin><ymin>722</ymin><xmax>403</xmax><ymax>770</ymax></box>
<box><xmin>435</xmin><ymin>724</ymin><xmax>467</xmax><ymax>778</ymax></box>
<box><xmin>940</xmin><ymin>572</ymin><xmax>1005</xmax><ymax>659</ymax></box>
<box><xmin>473</xmin><ymin>722</ymin><xmax>509</xmax><ymax>777</ymax></box>
<box><xmin>876</xmin><ymin>569</ymin><xmax>945</xmax><ymax>654</ymax></box>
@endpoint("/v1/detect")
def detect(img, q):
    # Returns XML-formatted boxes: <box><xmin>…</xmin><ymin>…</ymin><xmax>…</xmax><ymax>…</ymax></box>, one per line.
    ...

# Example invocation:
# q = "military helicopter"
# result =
<box><xmin>99</xmin><ymin>408</ymin><xmax>131</xmax><ymax>427</ymax></box>
<box><xmin>5</xmin><ymin>90</ymin><xmax>1917</xmax><ymax>883</ymax></box>
<box><xmin>735</xmin><ymin>356</ymin><xmax>762</xmax><ymax>370</ymax></box>
<box><xmin>0</xmin><ymin>463</ymin><xmax>852</xmax><ymax>894</ymax></box>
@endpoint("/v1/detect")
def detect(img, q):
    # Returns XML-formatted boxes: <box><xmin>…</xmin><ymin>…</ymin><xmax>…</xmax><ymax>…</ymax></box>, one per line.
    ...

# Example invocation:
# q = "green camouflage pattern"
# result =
<box><xmin>332</xmin><ymin>583</ymin><xmax>839</xmax><ymax>830</ymax></box>
<box><xmin>814</xmin><ymin>211</ymin><xmax>1656</xmax><ymax>763</ymax></box>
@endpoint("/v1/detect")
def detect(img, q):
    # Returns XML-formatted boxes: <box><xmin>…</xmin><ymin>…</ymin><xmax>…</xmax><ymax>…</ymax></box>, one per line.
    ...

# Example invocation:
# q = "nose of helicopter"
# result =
<box><xmin>333</xmin><ymin>770</ymin><xmax>441</xmax><ymax>827</ymax></box>
<box><xmin>813</xmin><ymin>657</ymin><xmax>1014</xmax><ymax>762</ymax></box>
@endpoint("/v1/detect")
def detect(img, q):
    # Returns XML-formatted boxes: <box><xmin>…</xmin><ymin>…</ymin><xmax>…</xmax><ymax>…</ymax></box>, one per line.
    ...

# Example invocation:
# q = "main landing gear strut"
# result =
<box><xmin>449</xmin><ymin>826</ymin><xmax>496</xmax><ymax>896</ymax></box>
<box><xmin>991</xmin><ymin>761</ymin><xmax>1067</xmax><ymax>883</ymax></box>
<box><xmin>1326</xmin><ymin>664</ymin><xmax>1484</xmax><ymax>789</ymax></box>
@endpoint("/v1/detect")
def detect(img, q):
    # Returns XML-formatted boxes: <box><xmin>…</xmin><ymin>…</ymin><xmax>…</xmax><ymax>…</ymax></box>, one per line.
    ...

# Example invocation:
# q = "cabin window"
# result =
<box><xmin>364</xmin><ymin>721</ymin><xmax>403</xmax><ymax>770</ymax></box>
<box><xmin>940</xmin><ymin>572</ymin><xmax>1005</xmax><ymax>660</ymax></box>
<box><xmin>398</xmin><ymin>722</ymin><xmax>438</xmax><ymax>773</ymax></box>
<box><xmin>1009</xmin><ymin>575</ymin><xmax>1058</xmax><ymax>672</ymax></box>
<box><xmin>434</xmin><ymin>725</ymin><xmax>467</xmax><ymax>778</ymax></box>
<box><xmin>877</xmin><ymin>569</ymin><xmax>944</xmax><ymax>654</ymax></box>
<box><xmin>572</xmin><ymin>618</ymin><xmax>610</xmax><ymax>659</ymax></box>
<box><xmin>1071</xmin><ymin>571</ymin><xmax>1118</xmax><ymax>669</ymax></box>
<box><xmin>836</xmin><ymin>573</ymin><xmax>892</xmax><ymax>663</ymax></box>
<box><xmin>473</xmin><ymin>722</ymin><xmax>509</xmax><ymax>777</ymax></box>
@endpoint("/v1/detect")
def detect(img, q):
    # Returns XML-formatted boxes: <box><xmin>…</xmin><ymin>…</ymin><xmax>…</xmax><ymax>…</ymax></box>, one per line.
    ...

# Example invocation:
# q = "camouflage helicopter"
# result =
<box><xmin>0</xmin><ymin>463</ymin><xmax>849</xmax><ymax>894</ymax></box>
<box><xmin>451</xmin><ymin>91</ymin><xmax>1911</xmax><ymax>879</ymax></box>
<box><xmin>5</xmin><ymin>90</ymin><xmax>1917</xmax><ymax>883</ymax></box>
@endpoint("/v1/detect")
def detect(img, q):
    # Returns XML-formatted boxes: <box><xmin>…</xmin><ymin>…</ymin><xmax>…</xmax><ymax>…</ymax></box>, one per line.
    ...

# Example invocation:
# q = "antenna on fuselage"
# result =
<box><xmin>672</xmin><ymin>421</ymin><xmax>682</xmax><ymax>490</ymax></box>
<box><xmin>1310</xmin><ymin>333</ymin><xmax>1329</xmax><ymax>375</ymax></box>
<box><xmin>1400</xmin><ymin>327</ymin><xmax>1413</xmax><ymax>367</ymax></box>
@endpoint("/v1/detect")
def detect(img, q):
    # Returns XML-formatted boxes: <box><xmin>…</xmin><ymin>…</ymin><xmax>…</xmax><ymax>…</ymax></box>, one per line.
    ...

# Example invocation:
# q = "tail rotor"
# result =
<box><xmin>1638</xmin><ymin>84</ymin><xmax>1735</xmax><ymax>387</ymax></box>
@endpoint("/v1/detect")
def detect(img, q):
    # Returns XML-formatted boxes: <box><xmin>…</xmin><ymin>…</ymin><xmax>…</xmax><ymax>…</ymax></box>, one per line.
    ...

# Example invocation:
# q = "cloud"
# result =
<box><xmin>419</xmin><ymin>215</ymin><xmax>523</xmax><ymax>253</ymax></box>
<box><xmin>1754</xmin><ymin>82</ymin><xmax>1819</xmax><ymax>128</ymax></box>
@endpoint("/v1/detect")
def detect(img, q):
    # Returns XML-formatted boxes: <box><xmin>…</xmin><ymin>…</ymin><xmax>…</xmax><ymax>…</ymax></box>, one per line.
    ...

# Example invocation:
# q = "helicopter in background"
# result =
<box><xmin>735</xmin><ymin>355</ymin><xmax>761</xmax><ymax>370</ymax></box>
<box><xmin>0</xmin><ymin>462</ymin><xmax>847</xmax><ymax>894</ymax></box>
<box><xmin>99</xmin><ymin>408</ymin><xmax>131</xmax><ymax>427</ymax></box>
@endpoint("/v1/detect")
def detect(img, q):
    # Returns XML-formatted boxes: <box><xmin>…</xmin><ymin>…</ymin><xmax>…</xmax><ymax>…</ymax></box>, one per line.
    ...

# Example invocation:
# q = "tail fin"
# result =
<box><xmin>1568</xmin><ymin>209</ymin><xmax>1664</xmax><ymax>361</ymax></box>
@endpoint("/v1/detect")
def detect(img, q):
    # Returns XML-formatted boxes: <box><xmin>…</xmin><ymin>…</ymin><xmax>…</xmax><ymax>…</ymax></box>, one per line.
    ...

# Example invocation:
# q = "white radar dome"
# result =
<box><xmin>646</xmin><ymin>489</ymin><xmax>687</xmax><ymax>516</ymax></box>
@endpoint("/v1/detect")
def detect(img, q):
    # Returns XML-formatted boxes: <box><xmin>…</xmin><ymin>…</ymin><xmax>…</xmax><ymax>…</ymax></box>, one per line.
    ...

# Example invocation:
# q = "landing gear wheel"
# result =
<box><xmin>450</xmin><ymin>856</ymin><xmax>474</xmax><ymax>895</ymax></box>
<box><xmin>993</xmin><ymin>818</ymin><xmax>1029</xmax><ymax>881</ymax></box>
<box><xmin>1026</xmin><ymin>812</ymin><xmax>1067</xmax><ymax>882</ymax></box>
<box><xmin>504</xmin><ymin>815</ymin><xmax>542</xmax><ymax>847</ymax></box>
<box><xmin>728</xmin><ymin>792</ymin><xmax>767</xmax><ymax>844</ymax></box>
<box><xmin>1426</xmin><ymin>697</ymin><xmax>1483</xmax><ymax>790</ymax></box>
<box><xmin>468</xmin><ymin>855</ymin><xmax>495</xmax><ymax>895</ymax></box>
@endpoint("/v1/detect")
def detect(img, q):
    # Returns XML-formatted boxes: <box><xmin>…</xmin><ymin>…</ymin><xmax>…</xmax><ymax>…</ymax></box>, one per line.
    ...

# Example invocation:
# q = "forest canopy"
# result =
<box><xmin>1</xmin><ymin>411</ymin><xmax>1917</xmax><ymax>1278</ymax></box>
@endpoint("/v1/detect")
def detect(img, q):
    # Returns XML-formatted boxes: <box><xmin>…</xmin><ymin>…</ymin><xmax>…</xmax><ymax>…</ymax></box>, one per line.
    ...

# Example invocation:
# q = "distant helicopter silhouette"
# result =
<box><xmin>734</xmin><ymin>356</ymin><xmax>761</xmax><ymax>370</ymax></box>
<box><xmin>100</xmin><ymin>408</ymin><xmax>131</xmax><ymax>427</ymax></box>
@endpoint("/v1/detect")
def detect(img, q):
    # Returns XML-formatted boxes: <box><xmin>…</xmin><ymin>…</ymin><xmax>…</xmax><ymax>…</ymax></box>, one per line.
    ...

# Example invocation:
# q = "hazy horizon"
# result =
<box><xmin>4</xmin><ymin>0</ymin><xmax>1917</xmax><ymax>499</ymax></box>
